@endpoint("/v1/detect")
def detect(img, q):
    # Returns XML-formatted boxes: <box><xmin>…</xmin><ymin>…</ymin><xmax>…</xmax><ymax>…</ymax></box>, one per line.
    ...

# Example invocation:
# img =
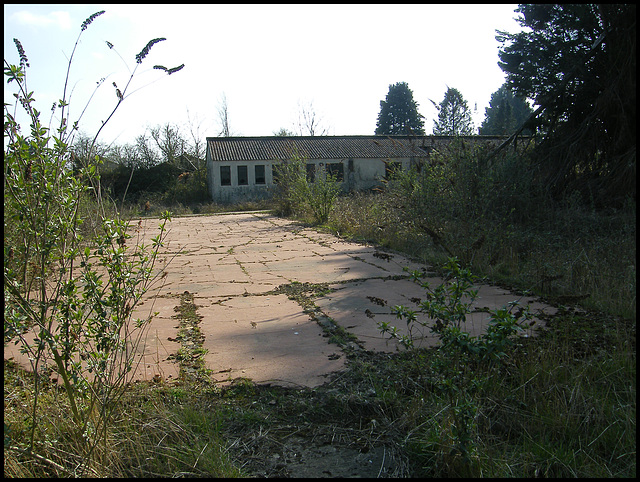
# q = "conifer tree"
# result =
<box><xmin>375</xmin><ymin>82</ymin><xmax>425</xmax><ymax>135</ymax></box>
<box><xmin>479</xmin><ymin>83</ymin><xmax>534</xmax><ymax>135</ymax></box>
<box><xmin>432</xmin><ymin>87</ymin><xmax>474</xmax><ymax>136</ymax></box>
<box><xmin>497</xmin><ymin>4</ymin><xmax>635</xmax><ymax>205</ymax></box>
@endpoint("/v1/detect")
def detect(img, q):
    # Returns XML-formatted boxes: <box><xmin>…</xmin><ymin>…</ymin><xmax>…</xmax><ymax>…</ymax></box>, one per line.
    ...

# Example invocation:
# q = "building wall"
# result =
<box><xmin>207</xmin><ymin>159</ymin><xmax>275</xmax><ymax>203</ymax></box>
<box><xmin>206</xmin><ymin>157</ymin><xmax>412</xmax><ymax>203</ymax></box>
<box><xmin>206</xmin><ymin>136</ymin><xmax>515</xmax><ymax>203</ymax></box>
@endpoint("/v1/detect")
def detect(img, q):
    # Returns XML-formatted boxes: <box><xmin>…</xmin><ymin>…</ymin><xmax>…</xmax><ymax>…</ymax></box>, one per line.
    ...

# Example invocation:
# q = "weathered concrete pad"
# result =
<box><xmin>315</xmin><ymin>276</ymin><xmax>555</xmax><ymax>353</ymax></box>
<box><xmin>5</xmin><ymin>212</ymin><xmax>557</xmax><ymax>389</ymax></box>
<box><xmin>315</xmin><ymin>278</ymin><xmax>434</xmax><ymax>352</ymax></box>
<box><xmin>129</xmin><ymin>296</ymin><xmax>182</xmax><ymax>382</ymax></box>
<box><xmin>197</xmin><ymin>294</ymin><xmax>343</xmax><ymax>388</ymax></box>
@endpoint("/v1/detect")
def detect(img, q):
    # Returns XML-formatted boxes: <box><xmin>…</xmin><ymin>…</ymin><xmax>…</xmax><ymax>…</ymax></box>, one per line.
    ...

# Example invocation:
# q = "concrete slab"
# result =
<box><xmin>315</xmin><ymin>278</ymin><xmax>433</xmax><ymax>352</ymax></box>
<box><xmin>198</xmin><ymin>294</ymin><xmax>344</xmax><ymax>388</ymax></box>
<box><xmin>5</xmin><ymin>212</ymin><xmax>557</xmax><ymax>388</ymax></box>
<box><xmin>129</xmin><ymin>296</ymin><xmax>182</xmax><ymax>382</ymax></box>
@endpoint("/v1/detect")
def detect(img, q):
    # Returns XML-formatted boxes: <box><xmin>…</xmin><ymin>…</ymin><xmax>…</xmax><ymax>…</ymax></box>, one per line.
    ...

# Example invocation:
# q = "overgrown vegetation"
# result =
<box><xmin>4</xmin><ymin>12</ymin><xmax>180</xmax><ymax>476</ymax></box>
<box><xmin>5</xmin><ymin>5</ymin><xmax>635</xmax><ymax>479</ymax></box>
<box><xmin>328</xmin><ymin>138</ymin><xmax>635</xmax><ymax>319</ymax></box>
<box><xmin>278</xmin><ymin>138</ymin><xmax>635</xmax><ymax>477</ymax></box>
<box><xmin>272</xmin><ymin>148</ymin><xmax>341</xmax><ymax>224</ymax></box>
<box><xmin>71</xmin><ymin>124</ymin><xmax>210</xmax><ymax>210</ymax></box>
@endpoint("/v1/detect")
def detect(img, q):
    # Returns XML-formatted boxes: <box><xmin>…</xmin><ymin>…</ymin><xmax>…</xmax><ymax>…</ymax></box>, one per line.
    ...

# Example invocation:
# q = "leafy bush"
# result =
<box><xmin>380</xmin><ymin>258</ymin><xmax>530</xmax><ymax>474</ymax></box>
<box><xmin>165</xmin><ymin>166</ymin><xmax>209</xmax><ymax>205</ymax></box>
<box><xmin>100</xmin><ymin>162</ymin><xmax>208</xmax><ymax>206</ymax></box>
<box><xmin>384</xmin><ymin>138</ymin><xmax>538</xmax><ymax>260</ymax></box>
<box><xmin>272</xmin><ymin>149</ymin><xmax>341</xmax><ymax>224</ymax></box>
<box><xmin>4</xmin><ymin>13</ymin><xmax>179</xmax><ymax>474</ymax></box>
<box><xmin>272</xmin><ymin>150</ymin><xmax>307</xmax><ymax>217</ymax></box>
<box><xmin>306</xmin><ymin>169</ymin><xmax>341</xmax><ymax>224</ymax></box>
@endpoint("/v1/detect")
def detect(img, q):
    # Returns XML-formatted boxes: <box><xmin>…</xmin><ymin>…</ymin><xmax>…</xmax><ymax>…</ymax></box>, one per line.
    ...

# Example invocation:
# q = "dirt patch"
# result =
<box><xmin>215</xmin><ymin>373</ymin><xmax>413</xmax><ymax>478</ymax></box>
<box><xmin>251</xmin><ymin>435</ymin><xmax>398</xmax><ymax>478</ymax></box>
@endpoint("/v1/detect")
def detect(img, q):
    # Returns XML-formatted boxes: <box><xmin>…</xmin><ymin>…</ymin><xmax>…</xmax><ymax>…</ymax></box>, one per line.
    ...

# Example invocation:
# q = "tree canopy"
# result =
<box><xmin>479</xmin><ymin>83</ymin><xmax>534</xmax><ymax>136</ymax></box>
<box><xmin>375</xmin><ymin>82</ymin><xmax>425</xmax><ymax>135</ymax></box>
<box><xmin>497</xmin><ymin>4</ymin><xmax>636</xmax><ymax>206</ymax></box>
<box><xmin>432</xmin><ymin>87</ymin><xmax>474</xmax><ymax>136</ymax></box>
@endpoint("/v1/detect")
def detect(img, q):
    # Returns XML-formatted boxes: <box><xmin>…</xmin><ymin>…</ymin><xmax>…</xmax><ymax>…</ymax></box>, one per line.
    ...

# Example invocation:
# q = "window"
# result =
<box><xmin>237</xmin><ymin>165</ymin><xmax>248</xmax><ymax>185</ymax></box>
<box><xmin>325</xmin><ymin>162</ymin><xmax>344</xmax><ymax>182</ymax></box>
<box><xmin>306</xmin><ymin>163</ymin><xmax>316</xmax><ymax>183</ymax></box>
<box><xmin>255</xmin><ymin>165</ymin><xmax>265</xmax><ymax>185</ymax></box>
<box><xmin>220</xmin><ymin>165</ymin><xmax>231</xmax><ymax>186</ymax></box>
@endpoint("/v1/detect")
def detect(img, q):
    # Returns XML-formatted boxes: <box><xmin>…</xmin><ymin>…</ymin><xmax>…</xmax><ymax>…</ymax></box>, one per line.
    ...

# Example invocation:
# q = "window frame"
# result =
<box><xmin>220</xmin><ymin>165</ymin><xmax>231</xmax><ymax>186</ymax></box>
<box><xmin>325</xmin><ymin>162</ymin><xmax>344</xmax><ymax>182</ymax></box>
<box><xmin>237</xmin><ymin>165</ymin><xmax>248</xmax><ymax>186</ymax></box>
<box><xmin>306</xmin><ymin>163</ymin><xmax>316</xmax><ymax>183</ymax></box>
<box><xmin>255</xmin><ymin>164</ymin><xmax>266</xmax><ymax>185</ymax></box>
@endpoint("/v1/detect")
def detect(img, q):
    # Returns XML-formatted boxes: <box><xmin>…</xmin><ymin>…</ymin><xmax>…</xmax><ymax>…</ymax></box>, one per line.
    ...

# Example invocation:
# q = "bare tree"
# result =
<box><xmin>70</xmin><ymin>131</ymin><xmax>110</xmax><ymax>170</ymax></box>
<box><xmin>113</xmin><ymin>143</ymin><xmax>141</xmax><ymax>169</ymax></box>
<box><xmin>296</xmin><ymin>100</ymin><xmax>330</xmax><ymax>136</ymax></box>
<box><xmin>149</xmin><ymin>123</ymin><xmax>185</xmax><ymax>165</ymax></box>
<box><xmin>135</xmin><ymin>133</ymin><xmax>161</xmax><ymax>168</ymax></box>
<box><xmin>216</xmin><ymin>92</ymin><xmax>233</xmax><ymax>137</ymax></box>
<box><xmin>185</xmin><ymin>108</ymin><xmax>207</xmax><ymax>168</ymax></box>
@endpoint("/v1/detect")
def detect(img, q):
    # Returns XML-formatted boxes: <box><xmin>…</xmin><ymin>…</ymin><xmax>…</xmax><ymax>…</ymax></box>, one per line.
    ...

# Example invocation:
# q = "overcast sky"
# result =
<box><xmin>4</xmin><ymin>4</ymin><xmax>524</xmax><ymax>148</ymax></box>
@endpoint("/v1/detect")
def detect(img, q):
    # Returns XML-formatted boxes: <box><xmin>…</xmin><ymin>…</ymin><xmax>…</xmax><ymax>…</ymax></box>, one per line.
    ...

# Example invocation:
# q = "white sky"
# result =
<box><xmin>4</xmin><ymin>4</ymin><xmax>523</xmax><ymax>148</ymax></box>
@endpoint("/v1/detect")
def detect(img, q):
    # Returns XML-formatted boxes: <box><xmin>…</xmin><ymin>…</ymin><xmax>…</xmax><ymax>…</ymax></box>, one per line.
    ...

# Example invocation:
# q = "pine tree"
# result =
<box><xmin>432</xmin><ymin>87</ymin><xmax>474</xmax><ymax>136</ymax></box>
<box><xmin>479</xmin><ymin>83</ymin><xmax>534</xmax><ymax>135</ymax></box>
<box><xmin>375</xmin><ymin>82</ymin><xmax>425</xmax><ymax>135</ymax></box>
<box><xmin>497</xmin><ymin>4</ymin><xmax>635</xmax><ymax>205</ymax></box>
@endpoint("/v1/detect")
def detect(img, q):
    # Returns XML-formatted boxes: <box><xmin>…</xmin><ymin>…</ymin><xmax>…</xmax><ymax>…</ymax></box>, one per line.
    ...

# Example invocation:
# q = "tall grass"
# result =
<box><xmin>327</xmin><ymin>140</ymin><xmax>635</xmax><ymax>319</ymax></box>
<box><xmin>3</xmin><ymin>363</ymin><xmax>244</xmax><ymax>477</ymax></box>
<box><xmin>322</xmin><ymin>138</ymin><xmax>635</xmax><ymax>476</ymax></box>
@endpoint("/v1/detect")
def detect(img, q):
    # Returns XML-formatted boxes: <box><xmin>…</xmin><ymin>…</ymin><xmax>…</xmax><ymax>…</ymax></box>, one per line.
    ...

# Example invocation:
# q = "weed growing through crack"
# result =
<box><xmin>171</xmin><ymin>291</ymin><xmax>210</xmax><ymax>383</ymax></box>
<box><xmin>270</xmin><ymin>281</ymin><xmax>359</xmax><ymax>349</ymax></box>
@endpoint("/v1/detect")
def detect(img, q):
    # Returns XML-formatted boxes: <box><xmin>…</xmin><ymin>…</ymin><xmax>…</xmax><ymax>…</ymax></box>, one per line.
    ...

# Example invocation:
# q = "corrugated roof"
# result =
<box><xmin>206</xmin><ymin>135</ymin><xmax>436</xmax><ymax>162</ymax></box>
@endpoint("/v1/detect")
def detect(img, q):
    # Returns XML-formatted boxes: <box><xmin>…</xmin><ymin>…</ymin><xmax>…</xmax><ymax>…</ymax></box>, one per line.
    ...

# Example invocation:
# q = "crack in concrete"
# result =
<box><xmin>170</xmin><ymin>290</ymin><xmax>209</xmax><ymax>382</ymax></box>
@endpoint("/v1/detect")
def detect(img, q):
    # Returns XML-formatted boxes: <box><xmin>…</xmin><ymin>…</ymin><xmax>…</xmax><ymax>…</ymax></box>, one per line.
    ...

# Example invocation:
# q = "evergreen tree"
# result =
<box><xmin>479</xmin><ymin>83</ymin><xmax>534</xmax><ymax>135</ymax></box>
<box><xmin>375</xmin><ymin>82</ymin><xmax>425</xmax><ymax>135</ymax></box>
<box><xmin>432</xmin><ymin>87</ymin><xmax>474</xmax><ymax>136</ymax></box>
<box><xmin>497</xmin><ymin>4</ymin><xmax>635</xmax><ymax>205</ymax></box>
<box><xmin>273</xmin><ymin>127</ymin><xmax>296</xmax><ymax>137</ymax></box>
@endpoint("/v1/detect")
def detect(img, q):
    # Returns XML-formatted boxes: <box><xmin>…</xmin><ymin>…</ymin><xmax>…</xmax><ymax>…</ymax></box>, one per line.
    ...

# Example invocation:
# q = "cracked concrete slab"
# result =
<box><xmin>198</xmin><ymin>294</ymin><xmax>342</xmax><ymax>387</ymax></box>
<box><xmin>4</xmin><ymin>212</ymin><xmax>557</xmax><ymax>388</ymax></box>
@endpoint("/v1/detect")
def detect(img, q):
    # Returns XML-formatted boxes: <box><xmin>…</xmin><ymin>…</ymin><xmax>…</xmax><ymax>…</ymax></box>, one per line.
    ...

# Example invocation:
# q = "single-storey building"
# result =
<box><xmin>205</xmin><ymin>135</ymin><xmax>507</xmax><ymax>203</ymax></box>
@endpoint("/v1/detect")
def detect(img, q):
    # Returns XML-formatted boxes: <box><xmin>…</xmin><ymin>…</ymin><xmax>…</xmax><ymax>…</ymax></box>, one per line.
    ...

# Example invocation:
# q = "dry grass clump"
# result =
<box><xmin>4</xmin><ymin>363</ymin><xmax>244</xmax><ymax>477</ymax></box>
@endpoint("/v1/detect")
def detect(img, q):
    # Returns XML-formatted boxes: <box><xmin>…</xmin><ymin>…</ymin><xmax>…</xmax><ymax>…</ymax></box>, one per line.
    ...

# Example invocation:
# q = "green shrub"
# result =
<box><xmin>272</xmin><ymin>149</ymin><xmax>341</xmax><ymax>224</ymax></box>
<box><xmin>380</xmin><ymin>258</ymin><xmax>530</xmax><ymax>473</ymax></box>
<box><xmin>272</xmin><ymin>150</ymin><xmax>307</xmax><ymax>217</ymax></box>
<box><xmin>4</xmin><ymin>14</ymin><xmax>179</xmax><ymax>475</ymax></box>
